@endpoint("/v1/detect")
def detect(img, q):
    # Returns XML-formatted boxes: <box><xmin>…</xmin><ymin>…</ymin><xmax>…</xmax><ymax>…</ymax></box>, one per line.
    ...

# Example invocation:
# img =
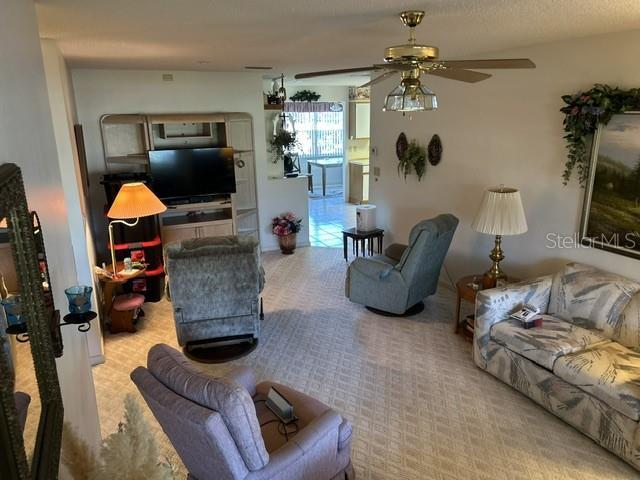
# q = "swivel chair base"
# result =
<box><xmin>183</xmin><ymin>335</ymin><xmax>258</xmax><ymax>364</ymax></box>
<box><xmin>365</xmin><ymin>301</ymin><xmax>425</xmax><ymax>317</ymax></box>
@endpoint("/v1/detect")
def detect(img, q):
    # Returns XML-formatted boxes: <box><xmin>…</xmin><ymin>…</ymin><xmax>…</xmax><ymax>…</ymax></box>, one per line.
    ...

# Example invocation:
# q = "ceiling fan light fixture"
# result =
<box><xmin>384</xmin><ymin>79</ymin><xmax>437</xmax><ymax>112</ymax></box>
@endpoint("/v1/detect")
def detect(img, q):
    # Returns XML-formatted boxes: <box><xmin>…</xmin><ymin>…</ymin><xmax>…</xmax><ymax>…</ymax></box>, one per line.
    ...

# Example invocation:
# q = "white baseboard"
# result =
<box><xmin>90</xmin><ymin>354</ymin><xmax>105</xmax><ymax>366</ymax></box>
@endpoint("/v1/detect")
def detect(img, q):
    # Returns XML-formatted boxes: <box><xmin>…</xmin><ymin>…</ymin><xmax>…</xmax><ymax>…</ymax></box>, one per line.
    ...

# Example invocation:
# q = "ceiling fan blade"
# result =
<box><xmin>294</xmin><ymin>66</ymin><xmax>377</xmax><ymax>80</ymax></box>
<box><xmin>428</xmin><ymin>68</ymin><xmax>492</xmax><ymax>83</ymax></box>
<box><xmin>374</xmin><ymin>62</ymin><xmax>414</xmax><ymax>71</ymax></box>
<box><xmin>359</xmin><ymin>71</ymin><xmax>397</xmax><ymax>88</ymax></box>
<box><xmin>439</xmin><ymin>58</ymin><xmax>536</xmax><ymax>69</ymax></box>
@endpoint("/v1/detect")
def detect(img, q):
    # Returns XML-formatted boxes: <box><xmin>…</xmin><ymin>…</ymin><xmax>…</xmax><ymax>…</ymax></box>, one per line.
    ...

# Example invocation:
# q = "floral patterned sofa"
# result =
<box><xmin>473</xmin><ymin>262</ymin><xmax>640</xmax><ymax>469</ymax></box>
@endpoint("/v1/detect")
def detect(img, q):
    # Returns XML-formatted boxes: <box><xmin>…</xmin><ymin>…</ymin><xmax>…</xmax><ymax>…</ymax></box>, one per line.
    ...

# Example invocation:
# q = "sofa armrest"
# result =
<box><xmin>384</xmin><ymin>243</ymin><xmax>407</xmax><ymax>262</ymax></box>
<box><xmin>223</xmin><ymin>366</ymin><xmax>257</xmax><ymax>397</ymax></box>
<box><xmin>473</xmin><ymin>275</ymin><xmax>553</xmax><ymax>368</ymax></box>
<box><xmin>247</xmin><ymin>410</ymin><xmax>342</xmax><ymax>480</ymax></box>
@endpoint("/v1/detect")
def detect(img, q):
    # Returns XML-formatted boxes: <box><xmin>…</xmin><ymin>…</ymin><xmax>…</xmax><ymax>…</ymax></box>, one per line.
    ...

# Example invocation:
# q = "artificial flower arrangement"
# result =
<box><xmin>272</xmin><ymin>212</ymin><xmax>302</xmax><ymax>237</ymax></box>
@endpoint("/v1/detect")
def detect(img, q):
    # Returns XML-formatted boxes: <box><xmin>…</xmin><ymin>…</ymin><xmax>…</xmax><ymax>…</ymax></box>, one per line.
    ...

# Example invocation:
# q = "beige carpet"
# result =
<box><xmin>92</xmin><ymin>247</ymin><xmax>639</xmax><ymax>479</ymax></box>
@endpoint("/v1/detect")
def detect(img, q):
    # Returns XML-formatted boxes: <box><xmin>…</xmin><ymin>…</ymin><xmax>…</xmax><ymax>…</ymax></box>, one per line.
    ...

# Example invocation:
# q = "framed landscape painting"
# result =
<box><xmin>580</xmin><ymin>112</ymin><xmax>640</xmax><ymax>260</ymax></box>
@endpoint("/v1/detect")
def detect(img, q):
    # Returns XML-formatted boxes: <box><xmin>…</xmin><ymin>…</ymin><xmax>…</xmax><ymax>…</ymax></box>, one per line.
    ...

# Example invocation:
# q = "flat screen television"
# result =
<box><xmin>148</xmin><ymin>147</ymin><xmax>236</xmax><ymax>203</ymax></box>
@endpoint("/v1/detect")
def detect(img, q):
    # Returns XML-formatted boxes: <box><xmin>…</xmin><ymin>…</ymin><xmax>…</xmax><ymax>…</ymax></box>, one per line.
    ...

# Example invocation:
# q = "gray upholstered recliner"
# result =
<box><xmin>346</xmin><ymin>214</ymin><xmax>458</xmax><ymax>315</ymax></box>
<box><xmin>131</xmin><ymin>344</ymin><xmax>354</xmax><ymax>480</ymax></box>
<box><xmin>165</xmin><ymin>236</ymin><xmax>264</xmax><ymax>349</ymax></box>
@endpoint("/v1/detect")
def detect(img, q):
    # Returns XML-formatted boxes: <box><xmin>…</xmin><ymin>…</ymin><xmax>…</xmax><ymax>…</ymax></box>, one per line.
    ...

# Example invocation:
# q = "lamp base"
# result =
<box><xmin>482</xmin><ymin>235</ymin><xmax>507</xmax><ymax>289</ymax></box>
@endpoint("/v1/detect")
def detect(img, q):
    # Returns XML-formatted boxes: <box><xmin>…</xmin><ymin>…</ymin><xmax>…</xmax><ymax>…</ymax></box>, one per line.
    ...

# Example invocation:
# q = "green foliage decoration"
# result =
<box><xmin>560</xmin><ymin>84</ymin><xmax>640</xmax><ymax>186</ymax></box>
<box><xmin>397</xmin><ymin>139</ymin><xmax>427</xmax><ymax>181</ymax></box>
<box><xmin>269</xmin><ymin>130</ymin><xmax>298</xmax><ymax>163</ymax></box>
<box><xmin>289</xmin><ymin>90</ymin><xmax>321</xmax><ymax>102</ymax></box>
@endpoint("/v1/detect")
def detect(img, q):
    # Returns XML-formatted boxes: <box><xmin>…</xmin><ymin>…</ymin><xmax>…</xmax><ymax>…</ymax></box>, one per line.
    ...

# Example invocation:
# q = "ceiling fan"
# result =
<box><xmin>294</xmin><ymin>10</ymin><xmax>536</xmax><ymax>112</ymax></box>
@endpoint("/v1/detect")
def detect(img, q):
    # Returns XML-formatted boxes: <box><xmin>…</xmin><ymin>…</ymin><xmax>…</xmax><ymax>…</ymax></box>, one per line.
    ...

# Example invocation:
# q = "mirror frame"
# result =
<box><xmin>0</xmin><ymin>164</ymin><xmax>63</xmax><ymax>479</ymax></box>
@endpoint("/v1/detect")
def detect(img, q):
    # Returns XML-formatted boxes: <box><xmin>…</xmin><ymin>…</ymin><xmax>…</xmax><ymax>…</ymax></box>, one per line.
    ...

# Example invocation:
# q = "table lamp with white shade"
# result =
<box><xmin>106</xmin><ymin>182</ymin><xmax>166</xmax><ymax>277</ymax></box>
<box><xmin>471</xmin><ymin>186</ymin><xmax>528</xmax><ymax>288</ymax></box>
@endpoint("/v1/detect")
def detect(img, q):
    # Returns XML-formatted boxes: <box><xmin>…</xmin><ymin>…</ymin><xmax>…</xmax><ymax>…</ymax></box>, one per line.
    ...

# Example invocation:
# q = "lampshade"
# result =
<box><xmin>107</xmin><ymin>182</ymin><xmax>166</xmax><ymax>219</ymax></box>
<box><xmin>384</xmin><ymin>79</ymin><xmax>437</xmax><ymax>112</ymax></box>
<box><xmin>472</xmin><ymin>186</ymin><xmax>528</xmax><ymax>236</ymax></box>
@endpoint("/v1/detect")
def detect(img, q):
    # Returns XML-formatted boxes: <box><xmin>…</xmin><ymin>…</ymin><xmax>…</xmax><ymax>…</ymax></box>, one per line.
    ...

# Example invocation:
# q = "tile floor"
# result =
<box><xmin>308</xmin><ymin>194</ymin><xmax>357</xmax><ymax>248</ymax></box>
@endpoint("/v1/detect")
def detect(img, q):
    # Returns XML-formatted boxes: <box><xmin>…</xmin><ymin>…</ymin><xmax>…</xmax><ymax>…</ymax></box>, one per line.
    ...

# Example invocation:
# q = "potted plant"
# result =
<box><xmin>269</xmin><ymin>130</ymin><xmax>299</xmax><ymax>175</ymax></box>
<box><xmin>272</xmin><ymin>212</ymin><xmax>302</xmax><ymax>254</ymax></box>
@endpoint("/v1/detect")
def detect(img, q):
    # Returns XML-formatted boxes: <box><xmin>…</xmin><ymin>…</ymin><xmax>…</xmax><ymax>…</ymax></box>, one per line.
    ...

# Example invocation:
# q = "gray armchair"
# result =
<box><xmin>165</xmin><ymin>236</ymin><xmax>264</xmax><ymax>350</ymax></box>
<box><xmin>131</xmin><ymin>344</ymin><xmax>354</xmax><ymax>480</ymax></box>
<box><xmin>346</xmin><ymin>214</ymin><xmax>458</xmax><ymax>315</ymax></box>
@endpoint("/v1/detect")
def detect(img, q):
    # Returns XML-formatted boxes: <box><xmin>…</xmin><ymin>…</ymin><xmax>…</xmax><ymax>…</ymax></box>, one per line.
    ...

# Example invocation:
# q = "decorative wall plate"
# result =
<box><xmin>428</xmin><ymin>134</ymin><xmax>443</xmax><ymax>165</ymax></box>
<box><xmin>396</xmin><ymin>132</ymin><xmax>408</xmax><ymax>160</ymax></box>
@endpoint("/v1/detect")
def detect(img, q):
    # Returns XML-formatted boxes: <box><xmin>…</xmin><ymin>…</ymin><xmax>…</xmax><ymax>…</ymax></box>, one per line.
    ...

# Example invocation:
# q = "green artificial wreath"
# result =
<box><xmin>561</xmin><ymin>84</ymin><xmax>640</xmax><ymax>186</ymax></box>
<box><xmin>289</xmin><ymin>90</ymin><xmax>321</xmax><ymax>102</ymax></box>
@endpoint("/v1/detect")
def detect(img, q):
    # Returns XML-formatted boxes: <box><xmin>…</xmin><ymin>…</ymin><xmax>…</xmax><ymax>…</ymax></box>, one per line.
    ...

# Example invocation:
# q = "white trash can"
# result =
<box><xmin>356</xmin><ymin>205</ymin><xmax>376</xmax><ymax>232</ymax></box>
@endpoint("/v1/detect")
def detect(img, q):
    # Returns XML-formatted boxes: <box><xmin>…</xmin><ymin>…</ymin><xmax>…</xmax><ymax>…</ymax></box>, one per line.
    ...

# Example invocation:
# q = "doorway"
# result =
<box><xmin>286</xmin><ymin>99</ymin><xmax>368</xmax><ymax>247</ymax></box>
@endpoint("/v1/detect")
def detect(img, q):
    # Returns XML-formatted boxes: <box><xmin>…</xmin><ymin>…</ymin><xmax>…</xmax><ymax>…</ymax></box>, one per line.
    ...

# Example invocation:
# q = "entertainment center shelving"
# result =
<box><xmin>100</xmin><ymin>112</ymin><xmax>259</xmax><ymax>244</ymax></box>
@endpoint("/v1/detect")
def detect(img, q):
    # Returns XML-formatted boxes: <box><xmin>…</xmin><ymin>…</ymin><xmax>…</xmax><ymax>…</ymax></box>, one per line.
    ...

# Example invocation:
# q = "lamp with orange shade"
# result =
<box><xmin>106</xmin><ymin>182</ymin><xmax>166</xmax><ymax>277</ymax></box>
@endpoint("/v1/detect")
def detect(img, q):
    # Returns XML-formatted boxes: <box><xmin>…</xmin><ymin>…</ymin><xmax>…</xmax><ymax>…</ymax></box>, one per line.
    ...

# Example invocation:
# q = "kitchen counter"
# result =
<box><xmin>348</xmin><ymin>158</ymin><xmax>369</xmax><ymax>166</ymax></box>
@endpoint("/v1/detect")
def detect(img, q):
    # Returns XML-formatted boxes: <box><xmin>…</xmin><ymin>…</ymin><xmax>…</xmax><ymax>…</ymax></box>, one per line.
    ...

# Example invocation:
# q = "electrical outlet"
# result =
<box><xmin>373</xmin><ymin>166</ymin><xmax>381</xmax><ymax>176</ymax></box>
<box><xmin>162</xmin><ymin>73</ymin><xmax>174</xmax><ymax>82</ymax></box>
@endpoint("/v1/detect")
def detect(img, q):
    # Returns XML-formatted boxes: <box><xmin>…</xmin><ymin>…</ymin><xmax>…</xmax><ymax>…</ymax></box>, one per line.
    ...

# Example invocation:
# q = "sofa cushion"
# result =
<box><xmin>490</xmin><ymin>315</ymin><xmax>608</xmax><ymax>370</ymax></box>
<box><xmin>613</xmin><ymin>293</ymin><xmax>640</xmax><ymax>350</ymax></box>
<box><xmin>554</xmin><ymin>342</ymin><xmax>640</xmax><ymax>421</ymax></box>
<box><xmin>147</xmin><ymin>344</ymin><xmax>269</xmax><ymax>471</ymax></box>
<box><xmin>548</xmin><ymin>263</ymin><xmax>640</xmax><ymax>337</ymax></box>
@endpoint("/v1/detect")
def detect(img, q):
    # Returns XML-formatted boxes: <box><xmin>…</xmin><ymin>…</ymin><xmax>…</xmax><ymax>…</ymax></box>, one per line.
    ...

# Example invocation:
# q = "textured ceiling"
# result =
<box><xmin>36</xmin><ymin>0</ymin><xmax>640</xmax><ymax>85</ymax></box>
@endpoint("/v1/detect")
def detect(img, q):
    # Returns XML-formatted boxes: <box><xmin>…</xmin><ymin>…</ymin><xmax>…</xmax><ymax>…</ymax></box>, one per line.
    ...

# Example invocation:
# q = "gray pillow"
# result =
<box><xmin>146</xmin><ymin>344</ymin><xmax>268</xmax><ymax>471</ymax></box>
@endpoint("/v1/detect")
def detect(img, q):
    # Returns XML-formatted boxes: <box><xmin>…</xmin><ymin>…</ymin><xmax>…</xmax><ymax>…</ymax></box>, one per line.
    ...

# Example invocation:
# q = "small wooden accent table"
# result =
<box><xmin>342</xmin><ymin>227</ymin><xmax>384</xmax><ymax>262</ymax></box>
<box><xmin>454</xmin><ymin>275</ymin><xmax>520</xmax><ymax>340</ymax></box>
<box><xmin>96</xmin><ymin>262</ymin><xmax>146</xmax><ymax>333</ymax></box>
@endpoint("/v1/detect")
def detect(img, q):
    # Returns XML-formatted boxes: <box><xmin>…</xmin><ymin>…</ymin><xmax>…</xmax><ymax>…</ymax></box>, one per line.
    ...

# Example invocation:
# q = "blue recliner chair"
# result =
<box><xmin>345</xmin><ymin>214</ymin><xmax>459</xmax><ymax>315</ymax></box>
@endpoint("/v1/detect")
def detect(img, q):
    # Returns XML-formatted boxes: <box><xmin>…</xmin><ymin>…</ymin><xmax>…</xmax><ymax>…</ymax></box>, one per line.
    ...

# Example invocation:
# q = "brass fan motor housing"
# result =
<box><xmin>384</xmin><ymin>44</ymin><xmax>439</xmax><ymax>63</ymax></box>
<box><xmin>385</xmin><ymin>11</ymin><xmax>438</xmax><ymax>63</ymax></box>
<box><xmin>399</xmin><ymin>10</ymin><xmax>425</xmax><ymax>28</ymax></box>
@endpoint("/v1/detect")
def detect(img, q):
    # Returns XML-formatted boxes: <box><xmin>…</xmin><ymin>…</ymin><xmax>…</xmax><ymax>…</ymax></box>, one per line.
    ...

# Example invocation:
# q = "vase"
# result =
<box><xmin>283</xmin><ymin>154</ymin><xmax>294</xmax><ymax>175</ymax></box>
<box><xmin>278</xmin><ymin>233</ymin><xmax>297</xmax><ymax>254</ymax></box>
<box><xmin>64</xmin><ymin>285</ymin><xmax>93</xmax><ymax>314</ymax></box>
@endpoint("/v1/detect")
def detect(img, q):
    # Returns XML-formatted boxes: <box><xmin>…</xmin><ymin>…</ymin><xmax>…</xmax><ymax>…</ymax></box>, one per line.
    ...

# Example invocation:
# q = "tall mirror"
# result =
<box><xmin>0</xmin><ymin>164</ymin><xmax>63</xmax><ymax>479</ymax></box>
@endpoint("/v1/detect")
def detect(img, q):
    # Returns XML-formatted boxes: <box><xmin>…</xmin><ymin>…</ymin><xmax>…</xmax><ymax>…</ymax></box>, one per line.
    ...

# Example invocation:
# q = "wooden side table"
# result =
<box><xmin>454</xmin><ymin>275</ymin><xmax>482</xmax><ymax>340</ymax></box>
<box><xmin>96</xmin><ymin>262</ymin><xmax>146</xmax><ymax>333</ymax></box>
<box><xmin>454</xmin><ymin>274</ymin><xmax>521</xmax><ymax>340</ymax></box>
<box><xmin>342</xmin><ymin>227</ymin><xmax>384</xmax><ymax>262</ymax></box>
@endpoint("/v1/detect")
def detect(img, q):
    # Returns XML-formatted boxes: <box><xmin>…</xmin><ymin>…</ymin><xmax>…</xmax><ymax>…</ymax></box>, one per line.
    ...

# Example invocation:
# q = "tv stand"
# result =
<box><xmin>160</xmin><ymin>194</ymin><xmax>237</xmax><ymax>245</ymax></box>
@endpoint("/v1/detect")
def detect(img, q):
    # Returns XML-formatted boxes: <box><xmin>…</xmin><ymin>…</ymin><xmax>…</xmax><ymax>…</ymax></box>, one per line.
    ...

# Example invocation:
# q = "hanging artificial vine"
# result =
<box><xmin>561</xmin><ymin>84</ymin><xmax>640</xmax><ymax>186</ymax></box>
<box><xmin>397</xmin><ymin>139</ymin><xmax>427</xmax><ymax>181</ymax></box>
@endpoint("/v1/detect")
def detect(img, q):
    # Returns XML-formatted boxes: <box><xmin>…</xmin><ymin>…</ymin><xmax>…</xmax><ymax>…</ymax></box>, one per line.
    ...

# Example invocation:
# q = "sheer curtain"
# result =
<box><xmin>284</xmin><ymin>102</ymin><xmax>345</xmax><ymax>161</ymax></box>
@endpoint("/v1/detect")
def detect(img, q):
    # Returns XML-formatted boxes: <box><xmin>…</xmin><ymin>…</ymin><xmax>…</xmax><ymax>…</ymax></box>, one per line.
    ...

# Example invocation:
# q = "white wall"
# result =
<box><xmin>72</xmin><ymin>69</ymin><xmax>311</xmax><ymax>253</ymax></box>
<box><xmin>40</xmin><ymin>40</ymin><xmax>104</xmax><ymax>366</ymax></box>
<box><xmin>0</xmin><ymin>0</ymin><xmax>101</xmax><ymax>463</ymax></box>
<box><xmin>370</xmin><ymin>29</ymin><xmax>640</xmax><ymax>283</ymax></box>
